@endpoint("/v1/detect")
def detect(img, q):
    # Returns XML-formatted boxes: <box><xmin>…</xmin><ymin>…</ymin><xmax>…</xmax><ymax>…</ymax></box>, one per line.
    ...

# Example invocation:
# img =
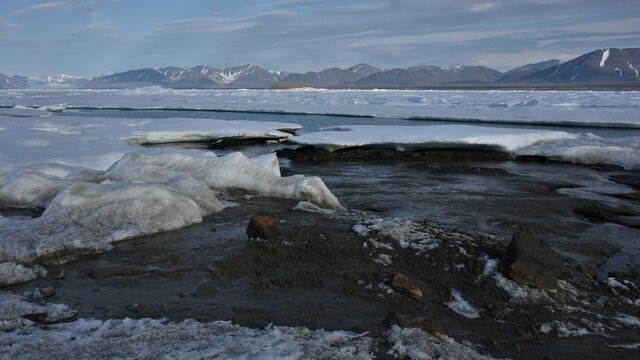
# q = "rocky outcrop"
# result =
<box><xmin>501</xmin><ymin>229</ymin><xmax>565</xmax><ymax>290</ymax></box>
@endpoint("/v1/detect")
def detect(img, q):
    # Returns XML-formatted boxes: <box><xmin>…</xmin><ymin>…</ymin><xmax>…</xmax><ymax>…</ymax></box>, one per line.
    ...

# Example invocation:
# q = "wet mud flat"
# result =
<box><xmin>5</xmin><ymin>149</ymin><xmax>640</xmax><ymax>359</ymax></box>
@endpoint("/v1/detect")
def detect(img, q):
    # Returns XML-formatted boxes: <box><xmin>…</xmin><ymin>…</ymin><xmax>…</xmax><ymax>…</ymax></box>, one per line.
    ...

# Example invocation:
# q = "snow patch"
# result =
<box><xmin>0</xmin><ymin>316</ymin><xmax>374</xmax><ymax>359</ymax></box>
<box><xmin>0</xmin><ymin>292</ymin><xmax>75</xmax><ymax>332</ymax></box>
<box><xmin>600</xmin><ymin>49</ymin><xmax>610</xmax><ymax>68</ymax></box>
<box><xmin>0</xmin><ymin>263</ymin><xmax>47</xmax><ymax>286</ymax></box>
<box><xmin>386</xmin><ymin>326</ymin><xmax>496</xmax><ymax>359</ymax></box>
<box><xmin>293</xmin><ymin>201</ymin><xmax>336</xmax><ymax>215</ymax></box>
<box><xmin>614</xmin><ymin>313</ymin><xmax>640</xmax><ymax>327</ymax></box>
<box><xmin>446</xmin><ymin>289</ymin><xmax>481</xmax><ymax>319</ymax></box>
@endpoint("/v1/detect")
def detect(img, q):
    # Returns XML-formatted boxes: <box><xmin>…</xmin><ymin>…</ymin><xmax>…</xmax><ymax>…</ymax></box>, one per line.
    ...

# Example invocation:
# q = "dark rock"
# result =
<box><xmin>391</xmin><ymin>272</ymin><xmax>423</xmax><ymax>301</ymax></box>
<box><xmin>501</xmin><ymin>229</ymin><xmax>565</xmax><ymax>290</ymax></box>
<box><xmin>41</xmin><ymin>286</ymin><xmax>56</xmax><ymax>298</ymax></box>
<box><xmin>247</xmin><ymin>215</ymin><xmax>278</xmax><ymax>239</ymax></box>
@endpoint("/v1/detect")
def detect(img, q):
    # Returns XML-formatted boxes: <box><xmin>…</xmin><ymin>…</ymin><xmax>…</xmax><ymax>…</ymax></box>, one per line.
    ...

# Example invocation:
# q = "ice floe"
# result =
<box><xmin>293</xmin><ymin>124</ymin><xmax>576</xmax><ymax>152</ymax></box>
<box><xmin>292</xmin><ymin>125</ymin><xmax>640</xmax><ymax>169</ymax></box>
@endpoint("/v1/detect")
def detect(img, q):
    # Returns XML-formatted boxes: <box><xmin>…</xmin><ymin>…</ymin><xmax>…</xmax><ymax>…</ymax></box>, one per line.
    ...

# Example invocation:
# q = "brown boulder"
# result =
<box><xmin>501</xmin><ymin>229</ymin><xmax>565</xmax><ymax>290</ymax></box>
<box><xmin>391</xmin><ymin>272</ymin><xmax>423</xmax><ymax>301</ymax></box>
<box><xmin>247</xmin><ymin>215</ymin><xmax>278</xmax><ymax>239</ymax></box>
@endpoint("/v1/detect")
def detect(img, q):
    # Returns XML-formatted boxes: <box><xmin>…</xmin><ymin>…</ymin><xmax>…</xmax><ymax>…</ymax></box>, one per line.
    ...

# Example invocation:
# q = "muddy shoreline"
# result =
<box><xmin>4</xmin><ymin>149</ymin><xmax>639</xmax><ymax>359</ymax></box>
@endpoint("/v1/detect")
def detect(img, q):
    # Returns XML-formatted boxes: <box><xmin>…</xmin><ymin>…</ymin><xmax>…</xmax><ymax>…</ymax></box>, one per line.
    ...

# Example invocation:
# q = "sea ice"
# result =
<box><xmin>2</xmin><ymin>88</ymin><xmax>639</xmax><ymax>127</ymax></box>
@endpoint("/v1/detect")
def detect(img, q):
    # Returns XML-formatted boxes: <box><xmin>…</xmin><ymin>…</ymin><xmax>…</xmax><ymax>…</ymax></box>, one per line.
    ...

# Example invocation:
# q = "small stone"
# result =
<box><xmin>391</xmin><ymin>272</ymin><xmax>423</xmax><ymax>301</ymax></box>
<box><xmin>41</xmin><ymin>286</ymin><xmax>56</xmax><ymax>298</ymax></box>
<box><xmin>501</xmin><ymin>228</ymin><xmax>565</xmax><ymax>290</ymax></box>
<box><xmin>247</xmin><ymin>215</ymin><xmax>278</xmax><ymax>239</ymax></box>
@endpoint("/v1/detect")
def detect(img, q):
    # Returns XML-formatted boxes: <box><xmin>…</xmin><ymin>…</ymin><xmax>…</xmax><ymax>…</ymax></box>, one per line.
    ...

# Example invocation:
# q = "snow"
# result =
<box><xmin>600</xmin><ymin>49</ymin><xmax>610</xmax><ymax>68</ymax></box>
<box><xmin>0</xmin><ymin>317</ymin><xmax>375</xmax><ymax>359</ymax></box>
<box><xmin>293</xmin><ymin>125</ymin><xmax>640</xmax><ymax>170</ymax></box>
<box><xmin>386</xmin><ymin>326</ymin><xmax>496</xmax><ymax>359</ymax></box>
<box><xmin>493</xmin><ymin>273</ymin><xmax>553</xmax><ymax>304</ymax></box>
<box><xmin>293</xmin><ymin>200</ymin><xmax>336</xmax><ymax>215</ymax></box>
<box><xmin>0</xmin><ymin>292</ymin><xmax>75</xmax><ymax>332</ymax></box>
<box><xmin>538</xmin><ymin>321</ymin><xmax>591</xmax><ymax>337</ymax></box>
<box><xmin>353</xmin><ymin>218</ymin><xmax>474</xmax><ymax>255</ymax></box>
<box><xmin>0</xmin><ymin>293</ymin><xmax>500</xmax><ymax>360</ymax></box>
<box><xmin>1</xmin><ymin>89</ymin><xmax>639</xmax><ymax>128</ymax></box>
<box><xmin>445</xmin><ymin>289</ymin><xmax>481</xmax><ymax>319</ymax></box>
<box><xmin>0</xmin><ymin>263</ymin><xmax>47</xmax><ymax>286</ymax></box>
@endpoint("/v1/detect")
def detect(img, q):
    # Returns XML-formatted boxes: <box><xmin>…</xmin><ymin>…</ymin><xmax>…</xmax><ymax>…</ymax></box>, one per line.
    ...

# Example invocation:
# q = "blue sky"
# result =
<box><xmin>0</xmin><ymin>0</ymin><xmax>639</xmax><ymax>77</ymax></box>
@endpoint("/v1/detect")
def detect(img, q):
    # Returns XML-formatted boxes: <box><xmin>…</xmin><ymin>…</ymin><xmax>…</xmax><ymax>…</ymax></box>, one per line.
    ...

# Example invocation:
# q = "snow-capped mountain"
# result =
<box><xmin>506</xmin><ymin>48</ymin><xmax>640</xmax><ymax>84</ymax></box>
<box><xmin>28</xmin><ymin>74</ymin><xmax>90</xmax><ymax>88</ymax></box>
<box><xmin>85</xmin><ymin>65</ymin><xmax>283</xmax><ymax>89</ymax></box>
<box><xmin>80</xmin><ymin>48</ymin><xmax>640</xmax><ymax>89</ymax></box>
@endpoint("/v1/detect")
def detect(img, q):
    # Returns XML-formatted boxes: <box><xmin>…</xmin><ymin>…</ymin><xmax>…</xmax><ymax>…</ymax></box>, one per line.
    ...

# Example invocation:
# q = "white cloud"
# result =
<box><xmin>470</xmin><ymin>3</ymin><xmax>499</xmax><ymax>12</ymax></box>
<box><xmin>10</xmin><ymin>1</ymin><xmax>70</xmax><ymax>16</ymax></box>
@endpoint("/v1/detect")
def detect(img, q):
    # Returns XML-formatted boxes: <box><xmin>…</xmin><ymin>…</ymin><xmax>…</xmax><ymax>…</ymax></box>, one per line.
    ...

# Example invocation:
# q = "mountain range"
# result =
<box><xmin>1</xmin><ymin>48</ymin><xmax>638</xmax><ymax>90</ymax></box>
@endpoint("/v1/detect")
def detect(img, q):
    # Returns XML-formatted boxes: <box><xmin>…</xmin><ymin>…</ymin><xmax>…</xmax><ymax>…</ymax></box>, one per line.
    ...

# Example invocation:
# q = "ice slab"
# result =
<box><xmin>292</xmin><ymin>125</ymin><xmax>640</xmax><ymax>170</ymax></box>
<box><xmin>0</xmin><ymin>151</ymin><xmax>340</xmax><ymax>265</ymax></box>
<box><xmin>292</xmin><ymin>124</ymin><xmax>576</xmax><ymax>151</ymax></box>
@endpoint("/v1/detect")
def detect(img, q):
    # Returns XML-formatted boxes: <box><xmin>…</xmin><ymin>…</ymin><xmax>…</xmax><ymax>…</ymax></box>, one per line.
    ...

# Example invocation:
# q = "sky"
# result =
<box><xmin>0</xmin><ymin>0</ymin><xmax>638</xmax><ymax>77</ymax></box>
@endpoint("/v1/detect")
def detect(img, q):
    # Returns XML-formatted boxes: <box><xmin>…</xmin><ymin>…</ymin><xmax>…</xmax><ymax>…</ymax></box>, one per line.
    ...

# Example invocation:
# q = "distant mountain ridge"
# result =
<box><xmin>1</xmin><ymin>48</ymin><xmax>638</xmax><ymax>89</ymax></box>
<box><xmin>84</xmin><ymin>64</ymin><xmax>284</xmax><ymax>89</ymax></box>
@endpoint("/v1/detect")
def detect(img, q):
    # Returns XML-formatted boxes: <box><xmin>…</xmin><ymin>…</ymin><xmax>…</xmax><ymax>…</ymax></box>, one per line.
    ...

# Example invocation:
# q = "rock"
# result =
<box><xmin>391</xmin><ymin>272</ymin><xmax>423</xmax><ymax>301</ymax></box>
<box><xmin>501</xmin><ymin>229</ymin><xmax>565</xmax><ymax>290</ymax></box>
<box><xmin>247</xmin><ymin>215</ymin><xmax>278</xmax><ymax>239</ymax></box>
<box><xmin>41</xmin><ymin>286</ymin><xmax>56</xmax><ymax>298</ymax></box>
